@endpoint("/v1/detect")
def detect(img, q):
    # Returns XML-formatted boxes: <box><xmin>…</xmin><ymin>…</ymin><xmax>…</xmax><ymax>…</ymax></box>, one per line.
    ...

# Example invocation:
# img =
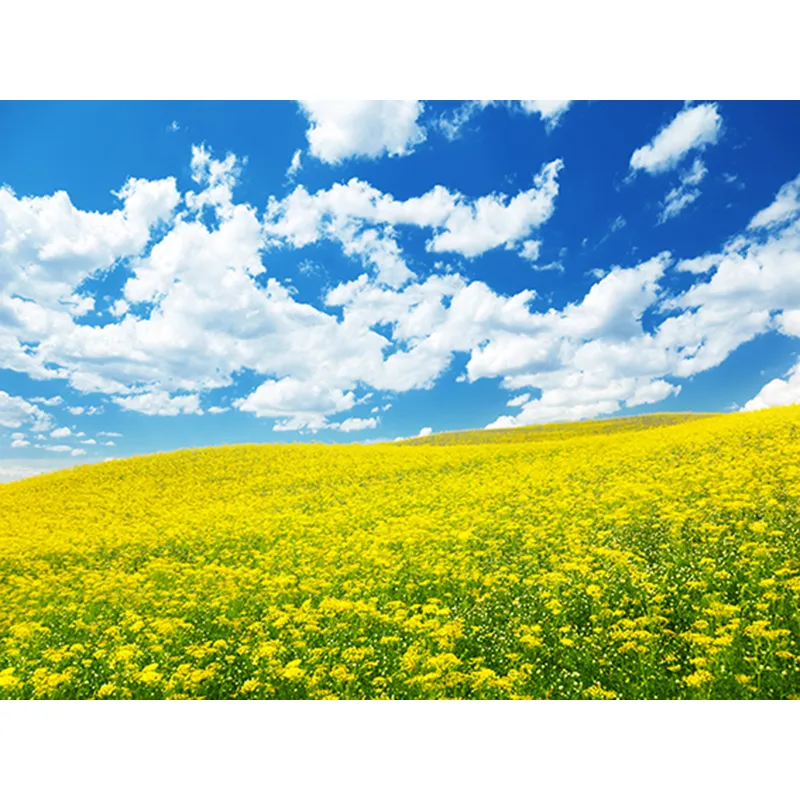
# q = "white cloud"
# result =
<box><xmin>518</xmin><ymin>100</ymin><xmax>572</xmax><ymax>130</ymax></box>
<box><xmin>114</xmin><ymin>391</ymin><xmax>202</xmax><ymax>416</ymax></box>
<box><xmin>263</xmin><ymin>159</ymin><xmax>562</xmax><ymax>282</ymax></box>
<box><xmin>519</xmin><ymin>240</ymin><xmax>541</xmax><ymax>262</ymax></box>
<box><xmin>778</xmin><ymin>309</ymin><xmax>800</xmax><ymax>338</ymax></box>
<box><xmin>335</xmin><ymin>416</ymin><xmax>379</xmax><ymax>432</ymax></box>
<box><xmin>487</xmin><ymin>172</ymin><xmax>800</xmax><ymax>426</ymax></box>
<box><xmin>184</xmin><ymin>144</ymin><xmax>244</xmax><ymax>222</ymax></box>
<box><xmin>50</xmin><ymin>427</ymin><xmax>72</xmax><ymax>438</ymax></box>
<box><xmin>0</xmin><ymin>463</ymin><xmax>46</xmax><ymax>483</ymax></box>
<box><xmin>208</xmin><ymin>406</ymin><xmax>228</xmax><ymax>414</ymax></box>
<box><xmin>235</xmin><ymin>378</ymin><xmax>356</xmax><ymax>427</ymax></box>
<box><xmin>103</xmin><ymin>441</ymin><xmax>116</xmax><ymax>447</ymax></box>
<box><xmin>627</xmin><ymin>379</ymin><xmax>681</xmax><ymax>406</ymax></box>
<box><xmin>43</xmin><ymin>444</ymin><xmax>71</xmax><ymax>453</ymax></box>
<box><xmin>0</xmin><ymin>175</ymin><xmax>180</xmax><ymax>314</ymax></box>
<box><xmin>0</xmin><ymin>391</ymin><xmax>53</xmax><ymax>431</ymax></box>
<box><xmin>11</xmin><ymin>438</ymin><xmax>30</xmax><ymax>448</ymax></box>
<box><xmin>339</xmin><ymin>225</ymin><xmax>414</xmax><ymax>287</ymax></box>
<box><xmin>0</xmin><ymin>172</ymin><xmax>180</xmax><ymax>388</ymax></box>
<box><xmin>66</xmin><ymin>406</ymin><xmax>84</xmax><ymax>415</ymax></box>
<box><xmin>286</xmin><ymin>149</ymin><xmax>302</xmax><ymax>180</ymax></box>
<box><xmin>298</xmin><ymin>101</ymin><xmax>426</xmax><ymax>164</ymax></box>
<box><xmin>467</xmin><ymin>255</ymin><xmax>677</xmax><ymax>426</ymax></box>
<box><xmin>749</xmin><ymin>175</ymin><xmax>800</xmax><ymax>229</ymax></box>
<box><xmin>5</xmin><ymin>145</ymin><xmax>800</xmax><ymax>436</ymax></box>
<box><xmin>531</xmin><ymin>261</ymin><xmax>564</xmax><ymax>273</ymax></box>
<box><xmin>507</xmin><ymin>393</ymin><xmax>530</xmax><ymax>407</ymax></box>
<box><xmin>659</xmin><ymin>158</ymin><xmax>708</xmax><ymax>223</ymax></box>
<box><xmin>83</xmin><ymin>438</ymin><xmax>97</xmax><ymax>445</ymax></box>
<box><xmin>436</xmin><ymin>101</ymin><xmax>572</xmax><ymax>140</ymax></box>
<box><xmin>425</xmin><ymin>160</ymin><xmax>562</xmax><ymax>257</ymax></box>
<box><xmin>417</xmin><ymin>426</ymin><xmax>433</xmax><ymax>437</ymax></box>
<box><xmin>743</xmin><ymin>361</ymin><xmax>800</xmax><ymax>412</ymax></box>
<box><xmin>110</xmin><ymin>299</ymin><xmax>130</xmax><ymax>317</ymax></box>
<box><xmin>98</xmin><ymin>431</ymin><xmax>122</xmax><ymax>437</ymax></box>
<box><xmin>661</xmin><ymin>190</ymin><xmax>699</xmax><ymax>222</ymax></box>
<box><xmin>29</xmin><ymin>396</ymin><xmax>63</xmax><ymax>407</ymax></box>
<box><xmin>487</xmin><ymin>377</ymin><xmax>681</xmax><ymax>429</ymax></box>
<box><xmin>674</xmin><ymin>253</ymin><xmax>720</xmax><ymax>274</ymax></box>
<box><xmin>630</xmin><ymin>103</ymin><xmax>722</xmax><ymax>175</ymax></box>
<box><xmin>435</xmin><ymin>101</ymin><xmax>489</xmax><ymax>141</ymax></box>
<box><xmin>70</xmin><ymin>448</ymin><xmax>86</xmax><ymax>456</ymax></box>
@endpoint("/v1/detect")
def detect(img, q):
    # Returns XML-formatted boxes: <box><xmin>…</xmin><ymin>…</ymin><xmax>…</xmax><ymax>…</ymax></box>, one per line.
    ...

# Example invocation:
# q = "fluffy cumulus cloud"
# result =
<box><xmin>114</xmin><ymin>391</ymin><xmax>202</xmax><ymax>416</ymax></box>
<box><xmin>0</xmin><ymin>176</ymin><xmax>179</xmax><ymax>314</ymax></box>
<box><xmin>744</xmin><ymin>362</ymin><xmax>800</xmax><ymax>411</ymax></box>
<box><xmin>263</xmin><ymin>159</ymin><xmax>563</xmax><ymax>281</ymax></box>
<box><xmin>518</xmin><ymin>100</ymin><xmax>573</xmax><ymax>130</ymax></box>
<box><xmin>426</xmin><ymin>161</ymin><xmax>563</xmax><ymax>257</ymax></box>
<box><xmin>3</xmin><ymin>138</ymin><xmax>800</xmax><ymax>436</ymax></box>
<box><xmin>479</xmin><ymin>167</ymin><xmax>800</xmax><ymax>426</ymax></box>
<box><xmin>235</xmin><ymin>378</ymin><xmax>356</xmax><ymax>430</ymax></box>
<box><xmin>298</xmin><ymin>101</ymin><xmax>426</xmax><ymax>164</ymax></box>
<box><xmin>335</xmin><ymin>416</ymin><xmax>379</xmax><ymax>433</ymax></box>
<box><xmin>0</xmin><ymin>391</ymin><xmax>53</xmax><ymax>431</ymax></box>
<box><xmin>630</xmin><ymin>103</ymin><xmax>722</xmax><ymax>175</ymax></box>
<box><xmin>519</xmin><ymin>240</ymin><xmax>541</xmax><ymax>262</ymax></box>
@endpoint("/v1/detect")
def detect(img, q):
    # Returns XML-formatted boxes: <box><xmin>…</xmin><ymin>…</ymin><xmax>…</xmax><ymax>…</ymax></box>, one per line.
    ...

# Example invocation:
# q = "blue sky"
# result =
<box><xmin>1</xmin><ymin>100</ymin><xmax>800</xmax><ymax>480</ymax></box>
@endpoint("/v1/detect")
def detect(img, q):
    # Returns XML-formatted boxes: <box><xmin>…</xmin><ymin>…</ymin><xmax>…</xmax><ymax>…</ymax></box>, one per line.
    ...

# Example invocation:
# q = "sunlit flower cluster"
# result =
<box><xmin>1</xmin><ymin>408</ymin><xmax>799</xmax><ymax>699</ymax></box>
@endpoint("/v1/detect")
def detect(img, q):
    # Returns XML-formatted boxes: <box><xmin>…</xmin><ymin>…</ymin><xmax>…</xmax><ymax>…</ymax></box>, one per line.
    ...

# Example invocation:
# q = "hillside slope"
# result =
<box><xmin>399</xmin><ymin>411</ymin><xmax>718</xmax><ymax>446</ymax></box>
<box><xmin>1</xmin><ymin>407</ymin><xmax>799</xmax><ymax>699</ymax></box>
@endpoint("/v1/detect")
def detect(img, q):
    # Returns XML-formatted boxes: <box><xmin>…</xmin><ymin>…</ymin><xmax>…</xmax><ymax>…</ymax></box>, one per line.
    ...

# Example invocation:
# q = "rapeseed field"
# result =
<box><xmin>1</xmin><ymin>407</ymin><xmax>799</xmax><ymax>700</ymax></box>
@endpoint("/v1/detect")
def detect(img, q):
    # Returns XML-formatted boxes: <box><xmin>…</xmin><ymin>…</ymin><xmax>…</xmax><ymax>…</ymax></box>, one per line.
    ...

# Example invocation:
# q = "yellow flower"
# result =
<box><xmin>282</xmin><ymin>660</ymin><xmax>306</xmax><ymax>681</ymax></box>
<box><xmin>583</xmin><ymin>685</ymin><xmax>617</xmax><ymax>700</ymax></box>
<box><xmin>0</xmin><ymin>668</ymin><xmax>21</xmax><ymax>690</ymax></box>
<box><xmin>684</xmin><ymin>670</ymin><xmax>714</xmax><ymax>688</ymax></box>
<box><xmin>137</xmin><ymin>664</ymin><xmax>163</xmax><ymax>684</ymax></box>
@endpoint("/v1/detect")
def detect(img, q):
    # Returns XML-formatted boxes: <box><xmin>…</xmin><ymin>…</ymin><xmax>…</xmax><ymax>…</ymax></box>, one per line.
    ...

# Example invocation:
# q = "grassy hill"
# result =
<box><xmin>1</xmin><ymin>407</ymin><xmax>799</xmax><ymax>699</ymax></box>
<box><xmin>399</xmin><ymin>411</ymin><xmax>719</xmax><ymax>446</ymax></box>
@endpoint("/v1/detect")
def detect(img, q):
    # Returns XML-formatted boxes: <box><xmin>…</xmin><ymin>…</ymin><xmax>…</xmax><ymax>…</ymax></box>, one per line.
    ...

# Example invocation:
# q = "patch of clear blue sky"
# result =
<box><xmin>1</xmin><ymin>101</ymin><xmax>799</xmax><ymax>458</ymax></box>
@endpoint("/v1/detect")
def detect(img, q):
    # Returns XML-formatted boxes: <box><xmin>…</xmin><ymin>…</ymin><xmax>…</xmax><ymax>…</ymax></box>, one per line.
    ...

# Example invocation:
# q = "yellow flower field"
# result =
<box><xmin>1</xmin><ymin>406</ymin><xmax>799</xmax><ymax>699</ymax></box>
